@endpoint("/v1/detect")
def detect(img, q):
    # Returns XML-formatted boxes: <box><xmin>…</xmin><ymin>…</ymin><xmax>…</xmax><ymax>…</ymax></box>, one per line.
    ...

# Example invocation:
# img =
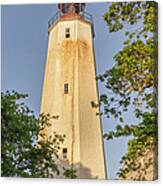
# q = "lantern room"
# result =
<box><xmin>58</xmin><ymin>3</ymin><xmax>86</xmax><ymax>16</ymax></box>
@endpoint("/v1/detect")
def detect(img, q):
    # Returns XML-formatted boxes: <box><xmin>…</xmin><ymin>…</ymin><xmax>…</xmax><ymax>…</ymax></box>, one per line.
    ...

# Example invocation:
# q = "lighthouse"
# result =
<box><xmin>40</xmin><ymin>3</ymin><xmax>106</xmax><ymax>179</ymax></box>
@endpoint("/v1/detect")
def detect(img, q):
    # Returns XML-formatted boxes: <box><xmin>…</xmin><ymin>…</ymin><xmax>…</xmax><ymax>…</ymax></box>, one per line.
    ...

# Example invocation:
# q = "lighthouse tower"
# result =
<box><xmin>40</xmin><ymin>3</ymin><xmax>106</xmax><ymax>179</ymax></box>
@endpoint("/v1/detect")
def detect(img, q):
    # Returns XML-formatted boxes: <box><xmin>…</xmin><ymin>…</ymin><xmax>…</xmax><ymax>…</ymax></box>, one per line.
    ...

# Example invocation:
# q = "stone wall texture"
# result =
<box><xmin>40</xmin><ymin>18</ymin><xmax>106</xmax><ymax>179</ymax></box>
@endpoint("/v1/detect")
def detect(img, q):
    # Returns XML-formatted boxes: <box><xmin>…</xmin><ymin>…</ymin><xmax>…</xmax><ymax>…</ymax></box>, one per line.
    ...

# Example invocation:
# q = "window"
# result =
<box><xmin>63</xmin><ymin>148</ymin><xmax>67</xmax><ymax>153</ymax></box>
<box><xmin>65</xmin><ymin>28</ymin><xmax>70</xmax><ymax>38</ymax></box>
<box><xmin>63</xmin><ymin>148</ymin><xmax>67</xmax><ymax>159</ymax></box>
<box><xmin>64</xmin><ymin>83</ymin><xmax>69</xmax><ymax>94</ymax></box>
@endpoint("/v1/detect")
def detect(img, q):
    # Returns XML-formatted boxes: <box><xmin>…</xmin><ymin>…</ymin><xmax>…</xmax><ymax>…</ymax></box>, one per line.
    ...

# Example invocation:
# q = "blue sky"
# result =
<box><xmin>1</xmin><ymin>2</ymin><xmax>138</xmax><ymax>179</ymax></box>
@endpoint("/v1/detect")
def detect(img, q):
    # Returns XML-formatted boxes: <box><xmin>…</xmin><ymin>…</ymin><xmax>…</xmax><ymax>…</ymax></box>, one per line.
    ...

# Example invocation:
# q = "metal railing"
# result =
<box><xmin>48</xmin><ymin>11</ymin><xmax>94</xmax><ymax>29</ymax></box>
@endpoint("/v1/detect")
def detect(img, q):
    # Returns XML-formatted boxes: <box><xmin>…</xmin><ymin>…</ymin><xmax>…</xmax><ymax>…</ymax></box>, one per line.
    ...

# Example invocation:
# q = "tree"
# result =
<box><xmin>97</xmin><ymin>1</ymin><xmax>157</xmax><ymax>180</ymax></box>
<box><xmin>1</xmin><ymin>91</ymin><xmax>67</xmax><ymax>178</ymax></box>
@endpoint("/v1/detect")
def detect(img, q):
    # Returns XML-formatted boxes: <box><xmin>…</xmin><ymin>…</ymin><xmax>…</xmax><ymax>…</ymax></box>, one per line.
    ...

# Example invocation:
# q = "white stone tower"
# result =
<box><xmin>40</xmin><ymin>3</ymin><xmax>106</xmax><ymax>179</ymax></box>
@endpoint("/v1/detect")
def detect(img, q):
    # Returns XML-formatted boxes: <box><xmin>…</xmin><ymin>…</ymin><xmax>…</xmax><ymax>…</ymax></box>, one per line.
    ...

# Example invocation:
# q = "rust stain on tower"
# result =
<box><xmin>40</xmin><ymin>3</ymin><xmax>106</xmax><ymax>179</ymax></box>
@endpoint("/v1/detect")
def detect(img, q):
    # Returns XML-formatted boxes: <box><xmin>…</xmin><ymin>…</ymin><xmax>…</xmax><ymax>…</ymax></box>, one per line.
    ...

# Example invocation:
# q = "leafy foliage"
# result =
<box><xmin>99</xmin><ymin>1</ymin><xmax>158</xmax><ymax>180</ymax></box>
<box><xmin>104</xmin><ymin>1</ymin><xmax>157</xmax><ymax>33</ymax></box>
<box><xmin>1</xmin><ymin>91</ymin><xmax>75</xmax><ymax>178</ymax></box>
<box><xmin>63</xmin><ymin>167</ymin><xmax>77</xmax><ymax>179</ymax></box>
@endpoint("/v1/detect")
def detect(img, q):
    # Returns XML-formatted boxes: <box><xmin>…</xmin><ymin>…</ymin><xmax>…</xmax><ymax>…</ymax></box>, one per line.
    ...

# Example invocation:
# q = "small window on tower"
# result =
<box><xmin>64</xmin><ymin>83</ymin><xmax>69</xmax><ymax>94</ymax></box>
<box><xmin>65</xmin><ymin>28</ymin><xmax>70</xmax><ymax>38</ymax></box>
<box><xmin>63</xmin><ymin>148</ymin><xmax>67</xmax><ymax>159</ymax></box>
